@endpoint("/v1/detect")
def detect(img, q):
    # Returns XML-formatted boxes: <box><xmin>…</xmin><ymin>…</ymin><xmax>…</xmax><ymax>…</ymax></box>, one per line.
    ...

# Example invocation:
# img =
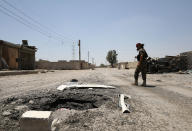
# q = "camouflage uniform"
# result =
<box><xmin>134</xmin><ymin>48</ymin><xmax>148</xmax><ymax>83</ymax></box>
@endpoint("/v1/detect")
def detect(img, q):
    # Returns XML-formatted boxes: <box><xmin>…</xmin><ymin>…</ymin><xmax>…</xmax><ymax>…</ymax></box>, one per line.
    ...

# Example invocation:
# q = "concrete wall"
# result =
<box><xmin>117</xmin><ymin>61</ymin><xmax>137</xmax><ymax>69</ymax></box>
<box><xmin>81</xmin><ymin>61</ymin><xmax>91</xmax><ymax>69</ymax></box>
<box><xmin>128</xmin><ymin>62</ymin><xmax>138</xmax><ymax>69</ymax></box>
<box><xmin>36</xmin><ymin>60</ymin><xmax>92</xmax><ymax>70</ymax></box>
<box><xmin>118</xmin><ymin>62</ymin><xmax>129</xmax><ymax>69</ymax></box>
<box><xmin>181</xmin><ymin>51</ymin><xmax>192</xmax><ymax>69</ymax></box>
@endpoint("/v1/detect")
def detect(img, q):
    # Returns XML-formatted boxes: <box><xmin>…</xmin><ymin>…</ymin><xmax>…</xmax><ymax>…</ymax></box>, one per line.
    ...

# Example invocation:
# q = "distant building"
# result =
<box><xmin>0</xmin><ymin>40</ymin><xmax>37</xmax><ymax>70</ymax></box>
<box><xmin>118</xmin><ymin>62</ymin><xmax>137</xmax><ymax>69</ymax></box>
<box><xmin>35</xmin><ymin>60</ymin><xmax>92</xmax><ymax>70</ymax></box>
<box><xmin>118</xmin><ymin>62</ymin><xmax>129</xmax><ymax>69</ymax></box>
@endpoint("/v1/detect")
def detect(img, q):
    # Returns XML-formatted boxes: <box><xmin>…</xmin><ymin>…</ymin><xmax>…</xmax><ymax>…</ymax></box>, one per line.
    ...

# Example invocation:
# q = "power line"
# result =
<box><xmin>0</xmin><ymin>4</ymin><xmax>46</xmax><ymax>33</ymax></box>
<box><xmin>0</xmin><ymin>6</ymin><xmax>51</xmax><ymax>38</ymax></box>
<box><xmin>0</xmin><ymin>0</ymin><xmax>75</xmax><ymax>42</ymax></box>
<box><xmin>0</xmin><ymin>5</ymin><xmax>69</xmax><ymax>42</ymax></box>
<box><xmin>0</xmin><ymin>4</ymin><xmax>56</xmax><ymax>40</ymax></box>
<box><xmin>1</xmin><ymin>0</ymin><xmax>75</xmax><ymax>42</ymax></box>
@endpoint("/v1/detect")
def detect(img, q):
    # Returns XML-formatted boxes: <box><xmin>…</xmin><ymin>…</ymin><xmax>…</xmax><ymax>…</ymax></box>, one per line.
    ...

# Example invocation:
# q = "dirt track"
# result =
<box><xmin>0</xmin><ymin>68</ymin><xmax>192</xmax><ymax>131</ymax></box>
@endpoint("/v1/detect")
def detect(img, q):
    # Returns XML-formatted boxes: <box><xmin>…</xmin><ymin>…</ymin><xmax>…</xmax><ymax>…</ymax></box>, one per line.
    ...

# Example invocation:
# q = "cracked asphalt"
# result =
<box><xmin>0</xmin><ymin>68</ymin><xmax>192</xmax><ymax>131</ymax></box>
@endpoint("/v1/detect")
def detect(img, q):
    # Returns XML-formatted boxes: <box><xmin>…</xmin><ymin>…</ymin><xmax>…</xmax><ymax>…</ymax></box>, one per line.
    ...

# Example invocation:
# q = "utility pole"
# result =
<box><xmin>88</xmin><ymin>51</ymin><xmax>89</xmax><ymax>63</ymax></box>
<box><xmin>78</xmin><ymin>40</ymin><xmax>81</xmax><ymax>61</ymax></box>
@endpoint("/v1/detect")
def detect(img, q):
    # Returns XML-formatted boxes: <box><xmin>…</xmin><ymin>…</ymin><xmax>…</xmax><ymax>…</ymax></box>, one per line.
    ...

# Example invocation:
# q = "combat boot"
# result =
<box><xmin>141</xmin><ymin>80</ymin><xmax>146</xmax><ymax>87</ymax></box>
<box><xmin>134</xmin><ymin>80</ymin><xmax>138</xmax><ymax>86</ymax></box>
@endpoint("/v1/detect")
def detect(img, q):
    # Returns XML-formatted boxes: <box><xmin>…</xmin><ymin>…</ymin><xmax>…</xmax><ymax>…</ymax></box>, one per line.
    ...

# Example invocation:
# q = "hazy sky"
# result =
<box><xmin>0</xmin><ymin>0</ymin><xmax>192</xmax><ymax>65</ymax></box>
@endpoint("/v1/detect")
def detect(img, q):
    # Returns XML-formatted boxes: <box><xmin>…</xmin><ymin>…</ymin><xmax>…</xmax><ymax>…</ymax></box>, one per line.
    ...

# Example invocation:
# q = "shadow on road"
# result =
<box><xmin>145</xmin><ymin>85</ymin><xmax>156</xmax><ymax>88</ymax></box>
<box><xmin>131</xmin><ymin>83</ymin><xmax>156</xmax><ymax>88</ymax></box>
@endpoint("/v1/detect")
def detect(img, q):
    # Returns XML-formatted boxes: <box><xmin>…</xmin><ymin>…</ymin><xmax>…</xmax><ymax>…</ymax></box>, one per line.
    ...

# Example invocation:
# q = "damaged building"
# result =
<box><xmin>147</xmin><ymin>51</ymin><xmax>192</xmax><ymax>73</ymax></box>
<box><xmin>0</xmin><ymin>40</ymin><xmax>37</xmax><ymax>70</ymax></box>
<box><xmin>180</xmin><ymin>51</ymin><xmax>192</xmax><ymax>69</ymax></box>
<box><xmin>117</xmin><ymin>51</ymin><xmax>192</xmax><ymax>73</ymax></box>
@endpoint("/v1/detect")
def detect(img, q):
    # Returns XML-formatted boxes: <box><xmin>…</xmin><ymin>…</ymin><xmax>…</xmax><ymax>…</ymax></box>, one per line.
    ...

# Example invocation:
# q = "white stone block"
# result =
<box><xmin>20</xmin><ymin>111</ymin><xmax>52</xmax><ymax>131</ymax></box>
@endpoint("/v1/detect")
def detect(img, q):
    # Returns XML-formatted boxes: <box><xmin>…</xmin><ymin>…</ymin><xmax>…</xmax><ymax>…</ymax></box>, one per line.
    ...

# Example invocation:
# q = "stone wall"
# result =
<box><xmin>35</xmin><ymin>60</ymin><xmax>91</xmax><ymax>70</ymax></box>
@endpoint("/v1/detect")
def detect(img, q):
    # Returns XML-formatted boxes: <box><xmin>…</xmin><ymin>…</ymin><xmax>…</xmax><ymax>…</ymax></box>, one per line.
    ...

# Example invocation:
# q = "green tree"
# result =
<box><xmin>106</xmin><ymin>50</ymin><xmax>118</xmax><ymax>67</ymax></box>
<box><xmin>100</xmin><ymin>63</ymin><xmax>106</xmax><ymax>67</ymax></box>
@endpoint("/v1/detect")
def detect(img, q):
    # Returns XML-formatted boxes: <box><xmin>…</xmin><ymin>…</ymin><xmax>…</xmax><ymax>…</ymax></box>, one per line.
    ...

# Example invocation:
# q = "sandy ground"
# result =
<box><xmin>0</xmin><ymin>68</ymin><xmax>192</xmax><ymax>131</ymax></box>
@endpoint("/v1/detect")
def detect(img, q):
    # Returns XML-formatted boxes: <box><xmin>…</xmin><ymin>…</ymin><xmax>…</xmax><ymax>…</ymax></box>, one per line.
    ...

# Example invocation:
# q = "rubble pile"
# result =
<box><xmin>147</xmin><ymin>55</ymin><xmax>188</xmax><ymax>73</ymax></box>
<box><xmin>0</xmin><ymin>86</ymin><xmax>118</xmax><ymax>131</ymax></box>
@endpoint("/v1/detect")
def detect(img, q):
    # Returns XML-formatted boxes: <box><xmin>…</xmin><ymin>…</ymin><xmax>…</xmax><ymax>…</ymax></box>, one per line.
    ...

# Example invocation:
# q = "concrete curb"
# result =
<box><xmin>0</xmin><ymin>70</ymin><xmax>39</xmax><ymax>76</ymax></box>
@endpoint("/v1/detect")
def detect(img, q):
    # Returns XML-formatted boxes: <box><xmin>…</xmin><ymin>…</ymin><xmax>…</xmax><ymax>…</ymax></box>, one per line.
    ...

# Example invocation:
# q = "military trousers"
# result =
<box><xmin>134</xmin><ymin>63</ymin><xmax>147</xmax><ymax>81</ymax></box>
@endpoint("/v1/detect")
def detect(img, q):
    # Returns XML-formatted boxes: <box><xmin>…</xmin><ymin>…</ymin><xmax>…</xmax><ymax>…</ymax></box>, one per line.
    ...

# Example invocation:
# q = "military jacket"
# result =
<box><xmin>137</xmin><ymin>48</ymin><xmax>148</xmax><ymax>62</ymax></box>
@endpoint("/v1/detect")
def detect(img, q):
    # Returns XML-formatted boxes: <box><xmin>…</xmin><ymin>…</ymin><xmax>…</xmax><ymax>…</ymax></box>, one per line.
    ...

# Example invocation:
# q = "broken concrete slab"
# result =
<box><xmin>119</xmin><ymin>94</ymin><xmax>130</xmax><ymax>113</ymax></box>
<box><xmin>29</xmin><ymin>100</ymin><xmax>34</xmax><ymax>104</ymax></box>
<box><xmin>20</xmin><ymin>111</ymin><xmax>52</xmax><ymax>131</ymax></box>
<box><xmin>57</xmin><ymin>85</ymin><xmax>69</xmax><ymax>91</ymax></box>
<box><xmin>51</xmin><ymin>118</ymin><xmax>61</xmax><ymax>131</ymax></box>
<box><xmin>57</xmin><ymin>84</ymin><xmax>116</xmax><ymax>91</ymax></box>
<box><xmin>14</xmin><ymin>105</ymin><xmax>28</xmax><ymax>111</ymax></box>
<box><xmin>123</xmin><ymin>94</ymin><xmax>131</xmax><ymax>99</ymax></box>
<box><xmin>2</xmin><ymin>110</ymin><xmax>12</xmax><ymax>116</ymax></box>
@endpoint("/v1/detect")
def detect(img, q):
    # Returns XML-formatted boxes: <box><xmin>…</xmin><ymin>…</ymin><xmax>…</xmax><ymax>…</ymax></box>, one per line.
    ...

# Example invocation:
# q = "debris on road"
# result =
<box><xmin>123</xmin><ymin>94</ymin><xmax>131</xmax><ymax>99</ymax></box>
<box><xmin>57</xmin><ymin>83</ymin><xmax>116</xmax><ymax>91</ymax></box>
<box><xmin>176</xmin><ymin>69</ymin><xmax>192</xmax><ymax>74</ymax></box>
<box><xmin>51</xmin><ymin>118</ymin><xmax>61</xmax><ymax>131</ymax></box>
<box><xmin>0</xmin><ymin>87</ymin><xmax>118</xmax><ymax>131</ymax></box>
<box><xmin>14</xmin><ymin>105</ymin><xmax>28</xmax><ymax>111</ymax></box>
<box><xmin>183</xmin><ymin>69</ymin><xmax>192</xmax><ymax>74</ymax></box>
<box><xmin>20</xmin><ymin>110</ymin><xmax>52</xmax><ymax>131</ymax></box>
<box><xmin>119</xmin><ymin>94</ymin><xmax>131</xmax><ymax>113</ymax></box>
<box><xmin>2</xmin><ymin>110</ymin><xmax>12</xmax><ymax>116</ymax></box>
